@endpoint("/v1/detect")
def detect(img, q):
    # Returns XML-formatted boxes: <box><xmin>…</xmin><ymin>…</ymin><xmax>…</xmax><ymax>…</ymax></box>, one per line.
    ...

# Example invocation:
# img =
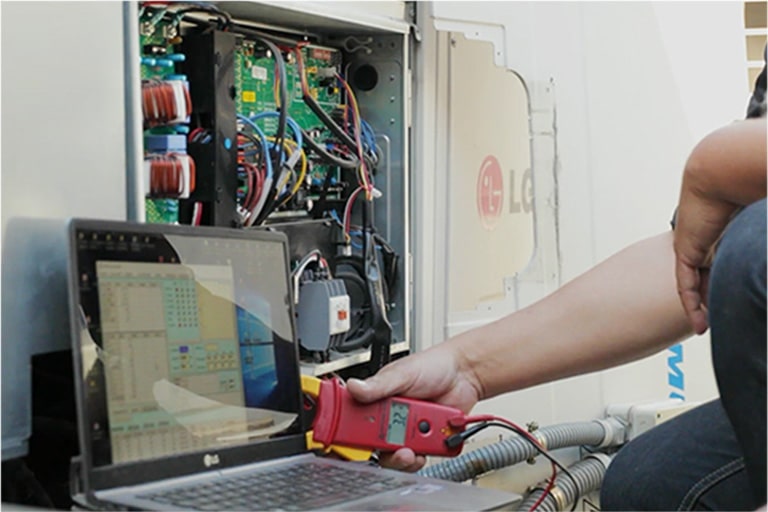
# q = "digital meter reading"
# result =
<box><xmin>308</xmin><ymin>377</ymin><xmax>466</xmax><ymax>457</ymax></box>
<box><xmin>386</xmin><ymin>401</ymin><xmax>410</xmax><ymax>445</ymax></box>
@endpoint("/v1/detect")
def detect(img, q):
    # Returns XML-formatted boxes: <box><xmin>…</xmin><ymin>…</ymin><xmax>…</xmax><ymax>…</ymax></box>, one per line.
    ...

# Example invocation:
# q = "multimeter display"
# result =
<box><xmin>310</xmin><ymin>378</ymin><xmax>465</xmax><ymax>457</ymax></box>
<box><xmin>386</xmin><ymin>401</ymin><xmax>410</xmax><ymax>445</ymax></box>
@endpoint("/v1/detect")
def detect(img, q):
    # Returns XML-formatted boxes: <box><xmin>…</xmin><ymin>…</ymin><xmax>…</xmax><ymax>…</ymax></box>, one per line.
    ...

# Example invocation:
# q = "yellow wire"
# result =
<box><xmin>265</xmin><ymin>137</ymin><xmax>308</xmax><ymax>207</ymax></box>
<box><xmin>337</xmin><ymin>77</ymin><xmax>371</xmax><ymax>199</ymax></box>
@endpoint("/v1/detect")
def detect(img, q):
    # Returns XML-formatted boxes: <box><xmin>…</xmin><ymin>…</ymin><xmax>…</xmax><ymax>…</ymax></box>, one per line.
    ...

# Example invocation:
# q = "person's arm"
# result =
<box><xmin>349</xmin><ymin>231</ymin><xmax>692</xmax><ymax>470</ymax></box>
<box><xmin>350</xmin><ymin>231</ymin><xmax>692</xmax><ymax>408</ymax></box>
<box><xmin>449</xmin><ymin>231</ymin><xmax>692</xmax><ymax>399</ymax></box>
<box><xmin>674</xmin><ymin>118</ymin><xmax>767</xmax><ymax>334</ymax></box>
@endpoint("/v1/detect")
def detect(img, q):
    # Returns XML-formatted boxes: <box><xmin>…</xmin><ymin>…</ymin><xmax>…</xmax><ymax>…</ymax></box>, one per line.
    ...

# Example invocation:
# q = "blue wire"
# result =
<box><xmin>248</xmin><ymin>112</ymin><xmax>303</xmax><ymax>163</ymax></box>
<box><xmin>360</xmin><ymin>119</ymin><xmax>376</xmax><ymax>152</ymax></box>
<box><xmin>329</xmin><ymin>209</ymin><xmax>342</xmax><ymax>225</ymax></box>
<box><xmin>236</xmin><ymin>114</ymin><xmax>274</xmax><ymax>180</ymax></box>
<box><xmin>349</xmin><ymin>230</ymin><xmax>382</xmax><ymax>251</ymax></box>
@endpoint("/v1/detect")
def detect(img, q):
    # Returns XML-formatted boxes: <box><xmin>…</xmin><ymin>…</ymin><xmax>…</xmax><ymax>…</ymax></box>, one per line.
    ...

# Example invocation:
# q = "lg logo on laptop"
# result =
<box><xmin>203</xmin><ymin>454</ymin><xmax>220</xmax><ymax>468</ymax></box>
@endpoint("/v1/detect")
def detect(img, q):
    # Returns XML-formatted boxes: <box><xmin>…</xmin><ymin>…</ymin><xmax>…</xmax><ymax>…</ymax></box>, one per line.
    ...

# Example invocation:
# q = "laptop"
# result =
<box><xmin>66</xmin><ymin>219</ymin><xmax>520</xmax><ymax>511</ymax></box>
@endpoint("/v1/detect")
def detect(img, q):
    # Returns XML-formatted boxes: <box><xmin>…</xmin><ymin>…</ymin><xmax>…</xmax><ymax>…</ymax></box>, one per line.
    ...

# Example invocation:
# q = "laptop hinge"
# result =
<box><xmin>69</xmin><ymin>456</ymin><xmax>84</xmax><ymax>500</ymax></box>
<box><xmin>70</xmin><ymin>456</ymin><xmax>123</xmax><ymax>511</ymax></box>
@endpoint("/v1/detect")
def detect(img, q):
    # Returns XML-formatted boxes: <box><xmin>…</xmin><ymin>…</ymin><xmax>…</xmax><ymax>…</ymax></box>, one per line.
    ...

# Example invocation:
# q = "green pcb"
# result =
<box><xmin>235</xmin><ymin>43</ymin><xmax>342</xmax><ymax>129</ymax></box>
<box><xmin>145</xmin><ymin>198</ymin><xmax>180</xmax><ymax>224</ymax></box>
<box><xmin>235</xmin><ymin>42</ymin><xmax>345</xmax><ymax>197</ymax></box>
<box><xmin>139</xmin><ymin>12</ymin><xmax>183</xmax><ymax>224</ymax></box>
<box><xmin>139</xmin><ymin>12</ymin><xmax>179</xmax><ymax>81</ymax></box>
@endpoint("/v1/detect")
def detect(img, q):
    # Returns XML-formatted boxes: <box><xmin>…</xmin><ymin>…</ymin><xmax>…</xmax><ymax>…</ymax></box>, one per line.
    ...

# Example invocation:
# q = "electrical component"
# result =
<box><xmin>296</xmin><ymin>279</ymin><xmax>350</xmax><ymax>352</ymax></box>
<box><xmin>138</xmin><ymin>5</ymin><xmax>403</xmax><ymax>369</ymax></box>
<box><xmin>302</xmin><ymin>376</ymin><xmax>466</xmax><ymax>457</ymax></box>
<box><xmin>141</xmin><ymin>79</ymin><xmax>191</xmax><ymax>127</ymax></box>
<box><xmin>145</xmin><ymin>134</ymin><xmax>186</xmax><ymax>153</ymax></box>
<box><xmin>144</xmin><ymin>153</ymin><xmax>195</xmax><ymax>199</ymax></box>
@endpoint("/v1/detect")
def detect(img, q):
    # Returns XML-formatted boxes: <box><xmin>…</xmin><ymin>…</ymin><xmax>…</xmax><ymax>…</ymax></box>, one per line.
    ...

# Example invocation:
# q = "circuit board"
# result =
<box><xmin>235</xmin><ymin>43</ymin><xmax>342</xmax><ymax>129</ymax></box>
<box><xmin>139</xmin><ymin>13</ymin><xmax>184</xmax><ymax>224</ymax></box>
<box><xmin>235</xmin><ymin>42</ymin><xmax>345</xmax><ymax>197</ymax></box>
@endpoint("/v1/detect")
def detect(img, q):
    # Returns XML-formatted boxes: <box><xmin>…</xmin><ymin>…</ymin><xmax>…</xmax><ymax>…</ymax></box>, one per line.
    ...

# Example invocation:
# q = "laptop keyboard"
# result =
<box><xmin>138</xmin><ymin>461</ymin><xmax>414</xmax><ymax>511</ymax></box>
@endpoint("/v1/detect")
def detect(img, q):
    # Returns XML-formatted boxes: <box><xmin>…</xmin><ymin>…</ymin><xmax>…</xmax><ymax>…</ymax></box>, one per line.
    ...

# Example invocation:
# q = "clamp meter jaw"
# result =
<box><xmin>310</xmin><ymin>378</ymin><xmax>466</xmax><ymax>457</ymax></box>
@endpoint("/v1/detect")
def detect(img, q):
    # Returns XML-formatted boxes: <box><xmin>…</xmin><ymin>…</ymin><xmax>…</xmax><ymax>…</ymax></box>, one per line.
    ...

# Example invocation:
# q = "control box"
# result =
<box><xmin>134</xmin><ymin>2</ymin><xmax>411</xmax><ymax>375</ymax></box>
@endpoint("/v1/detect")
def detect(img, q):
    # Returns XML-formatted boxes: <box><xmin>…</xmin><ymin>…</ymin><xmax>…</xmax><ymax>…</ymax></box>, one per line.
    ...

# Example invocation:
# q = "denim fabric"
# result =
<box><xmin>709</xmin><ymin>198</ymin><xmax>766</xmax><ymax>505</ymax></box>
<box><xmin>601</xmin><ymin>199</ymin><xmax>767</xmax><ymax>510</ymax></box>
<box><xmin>601</xmin><ymin>400</ymin><xmax>757</xmax><ymax>510</ymax></box>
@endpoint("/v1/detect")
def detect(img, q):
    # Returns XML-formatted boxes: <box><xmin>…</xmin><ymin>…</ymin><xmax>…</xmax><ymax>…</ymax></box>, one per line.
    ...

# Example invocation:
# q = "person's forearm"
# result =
<box><xmin>449</xmin><ymin>232</ymin><xmax>692</xmax><ymax>400</ymax></box>
<box><xmin>685</xmin><ymin>118</ymin><xmax>767</xmax><ymax>206</ymax></box>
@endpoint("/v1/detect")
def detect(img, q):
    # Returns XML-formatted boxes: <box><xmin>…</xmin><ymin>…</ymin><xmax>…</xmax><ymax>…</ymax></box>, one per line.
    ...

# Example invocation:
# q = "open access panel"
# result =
<box><xmin>132</xmin><ymin>1</ymin><xmax>412</xmax><ymax>376</ymax></box>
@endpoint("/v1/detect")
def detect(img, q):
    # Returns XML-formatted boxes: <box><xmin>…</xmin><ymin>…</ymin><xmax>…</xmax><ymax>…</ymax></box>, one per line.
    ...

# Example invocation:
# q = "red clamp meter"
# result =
<box><xmin>308</xmin><ymin>377</ymin><xmax>466</xmax><ymax>457</ymax></box>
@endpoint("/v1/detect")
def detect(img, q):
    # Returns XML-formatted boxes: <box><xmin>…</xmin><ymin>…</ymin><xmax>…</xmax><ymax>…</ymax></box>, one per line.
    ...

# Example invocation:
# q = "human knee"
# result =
<box><xmin>600</xmin><ymin>438</ymin><xmax>657</xmax><ymax>510</ymax></box>
<box><xmin>600</xmin><ymin>445</ymin><xmax>636</xmax><ymax>510</ymax></box>
<box><xmin>708</xmin><ymin>199</ymin><xmax>767</xmax><ymax>315</ymax></box>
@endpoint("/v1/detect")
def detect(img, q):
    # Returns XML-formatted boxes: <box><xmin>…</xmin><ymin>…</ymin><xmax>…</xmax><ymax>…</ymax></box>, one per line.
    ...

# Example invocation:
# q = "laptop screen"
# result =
<box><xmin>71</xmin><ymin>222</ymin><xmax>303</xmax><ymax>469</ymax></box>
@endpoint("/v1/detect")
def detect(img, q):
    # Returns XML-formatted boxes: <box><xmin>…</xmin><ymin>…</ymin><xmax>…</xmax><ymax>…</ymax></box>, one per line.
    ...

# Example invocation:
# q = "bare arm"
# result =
<box><xmin>350</xmin><ymin>231</ymin><xmax>692</xmax><ymax>470</ymax></box>
<box><xmin>352</xmin><ymin>231</ymin><xmax>692</xmax><ymax>405</ymax></box>
<box><xmin>451</xmin><ymin>231</ymin><xmax>692</xmax><ymax>400</ymax></box>
<box><xmin>683</xmin><ymin>118</ymin><xmax>767</xmax><ymax>206</ymax></box>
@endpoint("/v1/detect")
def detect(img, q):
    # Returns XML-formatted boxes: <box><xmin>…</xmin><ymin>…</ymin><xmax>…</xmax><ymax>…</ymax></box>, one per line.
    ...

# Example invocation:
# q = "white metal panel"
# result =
<box><xmin>418</xmin><ymin>1</ymin><xmax>745</xmax><ymax>428</ymax></box>
<box><xmin>218</xmin><ymin>1</ymin><xmax>410</xmax><ymax>34</ymax></box>
<box><xmin>1</xmin><ymin>0</ymin><xmax>128</xmax><ymax>459</ymax></box>
<box><xmin>579</xmin><ymin>1</ymin><xmax>744</xmax><ymax>407</ymax></box>
<box><xmin>446</xmin><ymin>34</ymin><xmax>535</xmax><ymax>314</ymax></box>
<box><xmin>431</xmin><ymin>1</ymin><xmax>536</xmax><ymax>80</ymax></box>
<box><xmin>411</xmin><ymin>2</ymin><xmax>451</xmax><ymax>350</ymax></box>
<box><xmin>1</xmin><ymin>1</ymin><xmax>128</xmax><ymax>230</ymax></box>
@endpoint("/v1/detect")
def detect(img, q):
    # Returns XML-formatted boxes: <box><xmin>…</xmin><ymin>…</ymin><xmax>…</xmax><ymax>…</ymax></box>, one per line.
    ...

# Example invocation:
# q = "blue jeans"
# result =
<box><xmin>601</xmin><ymin>199</ymin><xmax>767</xmax><ymax>510</ymax></box>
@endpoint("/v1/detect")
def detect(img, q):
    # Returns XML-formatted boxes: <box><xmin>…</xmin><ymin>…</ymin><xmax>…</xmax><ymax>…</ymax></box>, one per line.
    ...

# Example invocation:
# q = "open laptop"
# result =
<box><xmin>66</xmin><ymin>219</ymin><xmax>520</xmax><ymax>511</ymax></box>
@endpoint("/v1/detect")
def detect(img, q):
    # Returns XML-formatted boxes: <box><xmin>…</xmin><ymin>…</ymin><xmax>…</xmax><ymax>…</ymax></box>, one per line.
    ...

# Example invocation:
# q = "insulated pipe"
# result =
<box><xmin>518</xmin><ymin>453</ymin><xmax>613</xmax><ymax>511</ymax></box>
<box><xmin>417</xmin><ymin>419</ymin><xmax>624</xmax><ymax>482</ymax></box>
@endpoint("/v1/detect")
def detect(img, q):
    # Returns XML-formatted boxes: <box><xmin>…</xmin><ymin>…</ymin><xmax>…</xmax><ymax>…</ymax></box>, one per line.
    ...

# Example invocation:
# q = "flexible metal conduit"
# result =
<box><xmin>518</xmin><ymin>453</ymin><xmax>612</xmax><ymax>511</ymax></box>
<box><xmin>417</xmin><ymin>419</ymin><xmax>624</xmax><ymax>482</ymax></box>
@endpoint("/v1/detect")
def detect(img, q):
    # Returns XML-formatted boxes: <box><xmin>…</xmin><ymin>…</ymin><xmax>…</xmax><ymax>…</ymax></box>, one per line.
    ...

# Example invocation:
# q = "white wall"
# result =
<box><xmin>1</xmin><ymin>1</ymin><xmax>129</xmax><ymax>233</ymax></box>
<box><xmin>421</xmin><ymin>1</ymin><xmax>748</xmax><ymax>429</ymax></box>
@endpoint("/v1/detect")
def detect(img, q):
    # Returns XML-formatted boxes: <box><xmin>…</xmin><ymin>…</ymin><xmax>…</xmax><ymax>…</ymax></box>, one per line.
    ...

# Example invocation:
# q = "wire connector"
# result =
<box><xmin>444</xmin><ymin>421</ymin><xmax>489</xmax><ymax>449</ymax></box>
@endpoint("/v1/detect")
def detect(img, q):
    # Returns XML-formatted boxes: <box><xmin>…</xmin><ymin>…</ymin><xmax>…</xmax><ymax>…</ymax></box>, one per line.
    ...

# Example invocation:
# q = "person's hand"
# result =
<box><xmin>674</xmin><ymin>119</ymin><xmax>767</xmax><ymax>334</ymax></box>
<box><xmin>673</xmin><ymin>167</ymin><xmax>738</xmax><ymax>334</ymax></box>
<box><xmin>346</xmin><ymin>345</ymin><xmax>482</xmax><ymax>472</ymax></box>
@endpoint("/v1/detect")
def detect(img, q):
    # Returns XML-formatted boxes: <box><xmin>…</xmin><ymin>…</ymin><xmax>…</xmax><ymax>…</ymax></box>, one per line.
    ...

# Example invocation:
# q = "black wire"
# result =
<box><xmin>460</xmin><ymin>422</ymin><xmax>581</xmax><ymax>511</ymax></box>
<box><xmin>491</xmin><ymin>422</ymin><xmax>580</xmax><ymax>511</ymax></box>
<box><xmin>302</xmin><ymin>91</ymin><xmax>359</xmax><ymax>154</ymax></box>
<box><xmin>228</xmin><ymin>29</ymin><xmax>287</xmax><ymax>224</ymax></box>
<box><xmin>301</xmin><ymin>129</ymin><xmax>360</xmax><ymax>169</ymax></box>
<box><xmin>228</xmin><ymin>21</ymin><xmax>311</xmax><ymax>47</ymax></box>
<box><xmin>163</xmin><ymin>2</ymin><xmax>232</xmax><ymax>30</ymax></box>
<box><xmin>237</xmin><ymin>131</ymin><xmax>264</xmax><ymax>167</ymax></box>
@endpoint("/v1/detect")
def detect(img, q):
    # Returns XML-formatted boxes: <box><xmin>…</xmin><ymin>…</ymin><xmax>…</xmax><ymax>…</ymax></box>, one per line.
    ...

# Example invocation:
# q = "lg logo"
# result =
<box><xmin>477</xmin><ymin>156</ymin><xmax>533</xmax><ymax>231</ymax></box>
<box><xmin>203</xmin><ymin>453</ymin><xmax>220</xmax><ymax>468</ymax></box>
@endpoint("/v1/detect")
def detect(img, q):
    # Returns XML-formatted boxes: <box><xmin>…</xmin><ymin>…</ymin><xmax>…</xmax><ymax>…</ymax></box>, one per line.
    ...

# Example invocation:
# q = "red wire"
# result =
<box><xmin>188</xmin><ymin>127</ymin><xmax>203</xmax><ymax>143</ymax></box>
<box><xmin>463</xmin><ymin>415</ymin><xmax>559</xmax><ymax>512</ymax></box>
<box><xmin>530</xmin><ymin>471</ymin><xmax>557</xmax><ymax>511</ymax></box>
<box><xmin>343</xmin><ymin>186</ymin><xmax>364</xmax><ymax>234</ymax></box>
<box><xmin>243</xmin><ymin>164</ymin><xmax>255</xmax><ymax>211</ymax></box>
